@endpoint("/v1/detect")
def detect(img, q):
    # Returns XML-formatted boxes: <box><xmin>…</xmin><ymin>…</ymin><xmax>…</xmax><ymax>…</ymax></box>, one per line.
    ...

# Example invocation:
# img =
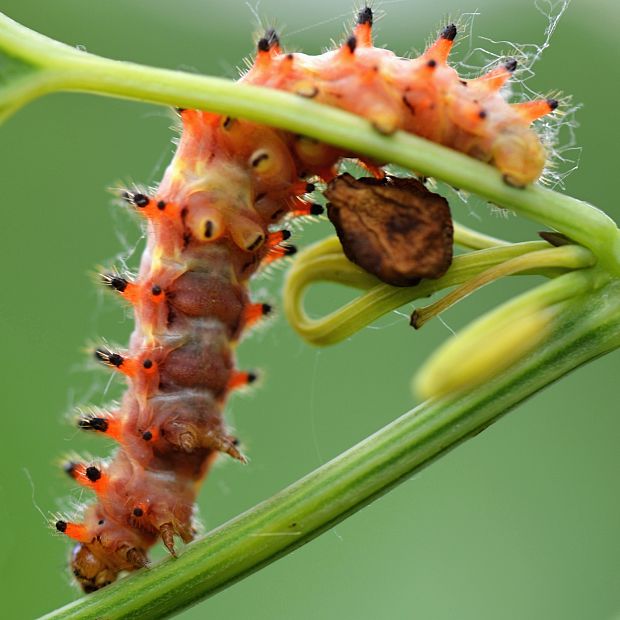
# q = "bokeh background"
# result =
<box><xmin>0</xmin><ymin>1</ymin><xmax>618</xmax><ymax>618</ymax></box>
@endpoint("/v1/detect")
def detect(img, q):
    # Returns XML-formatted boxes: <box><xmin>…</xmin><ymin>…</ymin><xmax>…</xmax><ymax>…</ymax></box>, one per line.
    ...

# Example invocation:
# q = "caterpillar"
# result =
<box><xmin>53</xmin><ymin>7</ymin><xmax>557</xmax><ymax>592</ymax></box>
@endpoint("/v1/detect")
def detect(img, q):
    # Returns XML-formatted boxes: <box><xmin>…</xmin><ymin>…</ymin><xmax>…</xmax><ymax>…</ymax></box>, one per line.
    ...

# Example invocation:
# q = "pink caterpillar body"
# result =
<box><xmin>55</xmin><ymin>9</ymin><xmax>557</xmax><ymax>591</ymax></box>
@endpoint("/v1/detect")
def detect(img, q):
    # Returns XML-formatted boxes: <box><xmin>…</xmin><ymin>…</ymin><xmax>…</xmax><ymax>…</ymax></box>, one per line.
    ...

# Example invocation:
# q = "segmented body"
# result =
<box><xmin>55</xmin><ymin>9</ymin><xmax>556</xmax><ymax>591</ymax></box>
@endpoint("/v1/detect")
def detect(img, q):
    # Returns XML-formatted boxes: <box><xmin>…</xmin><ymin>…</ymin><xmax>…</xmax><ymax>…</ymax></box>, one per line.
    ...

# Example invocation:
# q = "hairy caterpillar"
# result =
<box><xmin>52</xmin><ymin>7</ymin><xmax>557</xmax><ymax>592</ymax></box>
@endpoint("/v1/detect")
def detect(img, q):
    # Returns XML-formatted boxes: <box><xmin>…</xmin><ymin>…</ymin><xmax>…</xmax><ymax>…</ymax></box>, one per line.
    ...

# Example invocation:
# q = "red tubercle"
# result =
<box><xmin>122</xmin><ymin>191</ymin><xmax>182</xmax><ymax>222</ymax></box>
<box><xmin>94</xmin><ymin>348</ymin><xmax>160</xmax><ymax>383</ymax></box>
<box><xmin>288</xmin><ymin>196</ymin><xmax>325</xmax><ymax>218</ymax></box>
<box><xmin>65</xmin><ymin>462</ymin><xmax>110</xmax><ymax>495</ymax></box>
<box><xmin>422</xmin><ymin>24</ymin><xmax>457</xmax><ymax>65</ymax></box>
<box><xmin>78</xmin><ymin>411</ymin><xmax>123</xmax><ymax>442</ymax></box>
<box><xmin>353</xmin><ymin>7</ymin><xmax>373</xmax><ymax>47</ymax></box>
<box><xmin>470</xmin><ymin>58</ymin><xmax>518</xmax><ymax>92</ymax></box>
<box><xmin>512</xmin><ymin>99</ymin><xmax>559</xmax><ymax>123</ymax></box>
<box><xmin>227</xmin><ymin>370</ymin><xmax>258</xmax><ymax>391</ymax></box>
<box><xmin>242</xmin><ymin>302</ymin><xmax>272</xmax><ymax>329</ymax></box>
<box><xmin>55</xmin><ymin>520</ymin><xmax>91</xmax><ymax>543</ymax></box>
<box><xmin>262</xmin><ymin>242</ymin><xmax>297</xmax><ymax>265</ymax></box>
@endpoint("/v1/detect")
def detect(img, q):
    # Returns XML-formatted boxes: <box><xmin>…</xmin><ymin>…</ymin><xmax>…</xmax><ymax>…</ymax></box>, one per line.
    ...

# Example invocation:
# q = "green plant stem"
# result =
<box><xmin>0</xmin><ymin>12</ymin><xmax>618</xmax><ymax>267</ymax></box>
<box><xmin>39</xmin><ymin>280</ymin><xmax>620</xmax><ymax>620</ymax></box>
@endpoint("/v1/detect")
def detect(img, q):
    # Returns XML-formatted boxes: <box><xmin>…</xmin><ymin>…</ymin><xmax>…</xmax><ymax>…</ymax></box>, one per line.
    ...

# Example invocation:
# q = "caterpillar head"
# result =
<box><xmin>71</xmin><ymin>543</ymin><xmax>119</xmax><ymax>593</ymax></box>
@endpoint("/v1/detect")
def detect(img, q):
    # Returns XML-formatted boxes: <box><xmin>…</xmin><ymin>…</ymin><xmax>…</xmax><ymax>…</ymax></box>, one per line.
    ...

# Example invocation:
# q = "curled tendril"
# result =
<box><xmin>283</xmin><ymin>221</ymin><xmax>597</xmax><ymax>397</ymax></box>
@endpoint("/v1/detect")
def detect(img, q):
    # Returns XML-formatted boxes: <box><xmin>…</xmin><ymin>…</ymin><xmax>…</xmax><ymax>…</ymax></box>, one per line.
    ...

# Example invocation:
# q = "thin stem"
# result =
<box><xmin>412</xmin><ymin>245</ymin><xmax>595</xmax><ymax>328</ymax></box>
<box><xmin>39</xmin><ymin>280</ymin><xmax>620</xmax><ymax>620</ymax></box>
<box><xmin>453</xmin><ymin>222</ymin><xmax>510</xmax><ymax>250</ymax></box>
<box><xmin>0</xmin><ymin>12</ymin><xmax>618</xmax><ymax>267</ymax></box>
<box><xmin>284</xmin><ymin>239</ymin><xmax>558</xmax><ymax>346</ymax></box>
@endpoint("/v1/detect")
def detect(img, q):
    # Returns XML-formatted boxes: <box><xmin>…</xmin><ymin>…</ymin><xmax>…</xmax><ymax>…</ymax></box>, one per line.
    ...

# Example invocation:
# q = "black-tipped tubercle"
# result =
<box><xmin>547</xmin><ymin>98</ymin><xmax>559</xmax><ymax>110</ymax></box>
<box><xmin>258</xmin><ymin>28</ymin><xmax>279</xmax><ymax>52</ymax></box>
<box><xmin>101</xmin><ymin>273</ymin><xmax>128</xmax><ymax>293</ymax></box>
<box><xmin>441</xmin><ymin>24</ymin><xmax>457</xmax><ymax>41</ymax></box>
<box><xmin>94</xmin><ymin>348</ymin><xmax>124</xmax><ymax>368</ymax></box>
<box><xmin>358</xmin><ymin>6</ymin><xmax>373</xmax><ymax>25</ymax></box>
<box><xmin>504</xmin><ymin>58</ymin><xmax>518</xmax><ymax>72</ymax></box>
<box><xmin>122</xmin><ymin>191</ymin><xmax>149</xmax><ymax>208</ymax></box>
<box><xmin>78</xmin><ymin>416</ymin><xmax>109</xmax><ymax>432</ymax></box>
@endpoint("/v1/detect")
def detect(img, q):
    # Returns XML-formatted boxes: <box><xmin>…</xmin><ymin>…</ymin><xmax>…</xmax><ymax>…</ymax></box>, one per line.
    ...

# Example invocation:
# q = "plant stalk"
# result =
<box><xmin>39</xmin><ymin>281</ymin><xmax>620</xmax><ymax>620</ymax></box>
<box><xmin>0</xmin><ymin>12</ymin><xmax>618</xmax><ymax>266</ymax></box>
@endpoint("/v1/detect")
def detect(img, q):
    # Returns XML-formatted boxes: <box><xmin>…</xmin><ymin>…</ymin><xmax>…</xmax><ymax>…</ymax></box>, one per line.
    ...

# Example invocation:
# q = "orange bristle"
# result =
<box><xmin>227</xmin><ymin>370</ymin><xmax>258</xmax><ymax>391</ymax></box>
<box><xmin>471</xmin><ymin>58</ymin><xmax>517</xmax><ymax>92</ymax></box>
<box><xmin>55</xmin><ymin>520</ymin><xmax>91</xmax><ymax>543</ymax></box>
<box><xmin>512</xmin><ymin>99</ymin><xmax>559</xmax><ymax>123</ymax></box>
<box><xmin>243</xmin><ymin>302</ymin><xmax>272</xmax><ymax>328</ymax></box>
<box><xmin>353</xmin><ymin>7</ymin><xmax>373</xmax><ymax>47</ymax></box>
<box><xmin>423</xmin><ymin>24</ymin><xmax>457</xmax><ymax>64</ymax></box>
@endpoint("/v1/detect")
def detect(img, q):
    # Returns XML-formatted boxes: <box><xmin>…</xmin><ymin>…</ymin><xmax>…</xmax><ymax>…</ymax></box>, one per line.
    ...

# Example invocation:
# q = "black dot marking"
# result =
<box><xmin>175</xmin><ymin>107</ymin><xmax>186</xmax><ymax>114</ymax></box>
<box><xmin>282</xmin><ymin>244</ymin><xmax>297</xmax><ymax>256</ymax></box>
<box><xmin>151</xmin><ymin>285</ymin><xmax>162</xmax><ymax>296</ymax></box>
<box><xmin>222</xmin><ymin>116</ymin><xmax>234</xmax><ymax>129</ymax></box>
<box><xmin>133</xmin><ymin>507</ymin><xmax>144</xmax><ymax>517</ymax></box>
<box><xmin>56</xmin><ymin>520</ymin><xmax>67</xmax><ymax>533</ymax></box>
<box><xmin>346</xmin><ymin>35</ymin><xmax>357</xmax><ymax>53</ymax></box>
<box><xmin>479</xmin><ymin>110</ymin><xmax>488</xmax><ymax>119</ymax></box>
<box><xmin>247</xmin><ymin>234</ymin><xmax>265</xmax><ymax>252</ymax></box>
<box><xmin>143</xmin><ymin>359</ymin><xmax>153</xmax><ymax>369</ymax></box>
<box><xmin>305</xmin><ymin>182</ymin><xmax>316</xmax><ymax>193</ymax></box>
<box><xmin>286</xmin><ymin>53</ymin><xmax>294</xmax><ymax>61</ymax></box>
<box><xmin>247</xmin><ymin>372</ymin><xmax>258</xmax><ymax>383</ymax></box>
<box><xmin>504</xmin><ymin>58</ymin><xmax>518</xmax><ymax>72</ymax></box>
<box><xmin>232</xmin><ymin>437</ymin><xmax>240</xmax><ymax>446</ymax></box>
<box><xmin>310</xmin><ymin>203</ymin><xmax>324</xmax><ymax>216</ymax></box>
<box><xmin>133</xmin><ymin>194</ymin><xmax>150</xmax><ymax>208</ymax></box>
<box><xmin>547</xmin><ymin>98</ymin><xmax>559</xmax><ymax>111</ymax></box>
<box><xmin>98</xmin><ymin>519</ymin><xmax>105</xmax><ymax>525</ymax></box>
<box><xmin>251</xmin><ymin>152</ymin><xmax>270</xmax><ymax>168</ymax></box>
<box><xmin>357</xmin><ymin>6</ymin><xmax>373</xmax><ymax>25</ymax></box>
<box><xmin>255</xmin><ymin>192</ymin><xmax>267</xmax><ymax>202</ymax></box>
<box><xmin>85</xmin><ymin>466</ymin><xmax>102</xmax><ymax>483</ymax></box>
<box><xmin>262</xmin><ymin>303</ymin><xmax>272</xmax><ymax>315</ymax></box>
<box><xmin>142</xmin><ymin>431</ymin><xmax>153</xmax><ymax>441</ymax></box>
<box><xmin>427</xmin><ymin>59</ymin><xmax>437</xmax><ymax>68</ymax></box>
<box><xmin>257</xmin><ymin>38</ymin><xmax>270</xmax><ymax>53</ymax></box>
<box><xmin>204</xmin><ymin>220</ymin><xmax>214</xmax><ymax>238</ymax></box>
<box><xmin>460</xmin><ymin>80</ymin><xmax>468</xmax><ymax>87</ymax></box>
<box><xmin>280</xmin><ymin>230</ymin><xmax>292</xmax><ymax>241</ymax></box>
<box><xmin>441</xmin><ymin>24</ymin><xmax>457</xmax><ymax>41</ymax></box>
<box><xmin>402</xmin><ymin>94</ymin><xmax>416</xmax><ymax>115</ymax></box>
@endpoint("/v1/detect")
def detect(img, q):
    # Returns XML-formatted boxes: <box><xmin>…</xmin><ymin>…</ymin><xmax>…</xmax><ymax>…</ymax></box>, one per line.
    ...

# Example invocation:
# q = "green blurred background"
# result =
<box><xmin>0</xmin><ymin>1</ymin><xmax>618</xmax><ymax>618</ymax></box>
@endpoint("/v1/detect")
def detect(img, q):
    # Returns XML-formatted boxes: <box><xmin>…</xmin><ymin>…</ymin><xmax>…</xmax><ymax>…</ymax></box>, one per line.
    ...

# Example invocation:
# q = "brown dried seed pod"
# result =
<box><xmin>325</xmin><ymin>173</ymin><xmax>453</xmax><ymax>286</ymax></box>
